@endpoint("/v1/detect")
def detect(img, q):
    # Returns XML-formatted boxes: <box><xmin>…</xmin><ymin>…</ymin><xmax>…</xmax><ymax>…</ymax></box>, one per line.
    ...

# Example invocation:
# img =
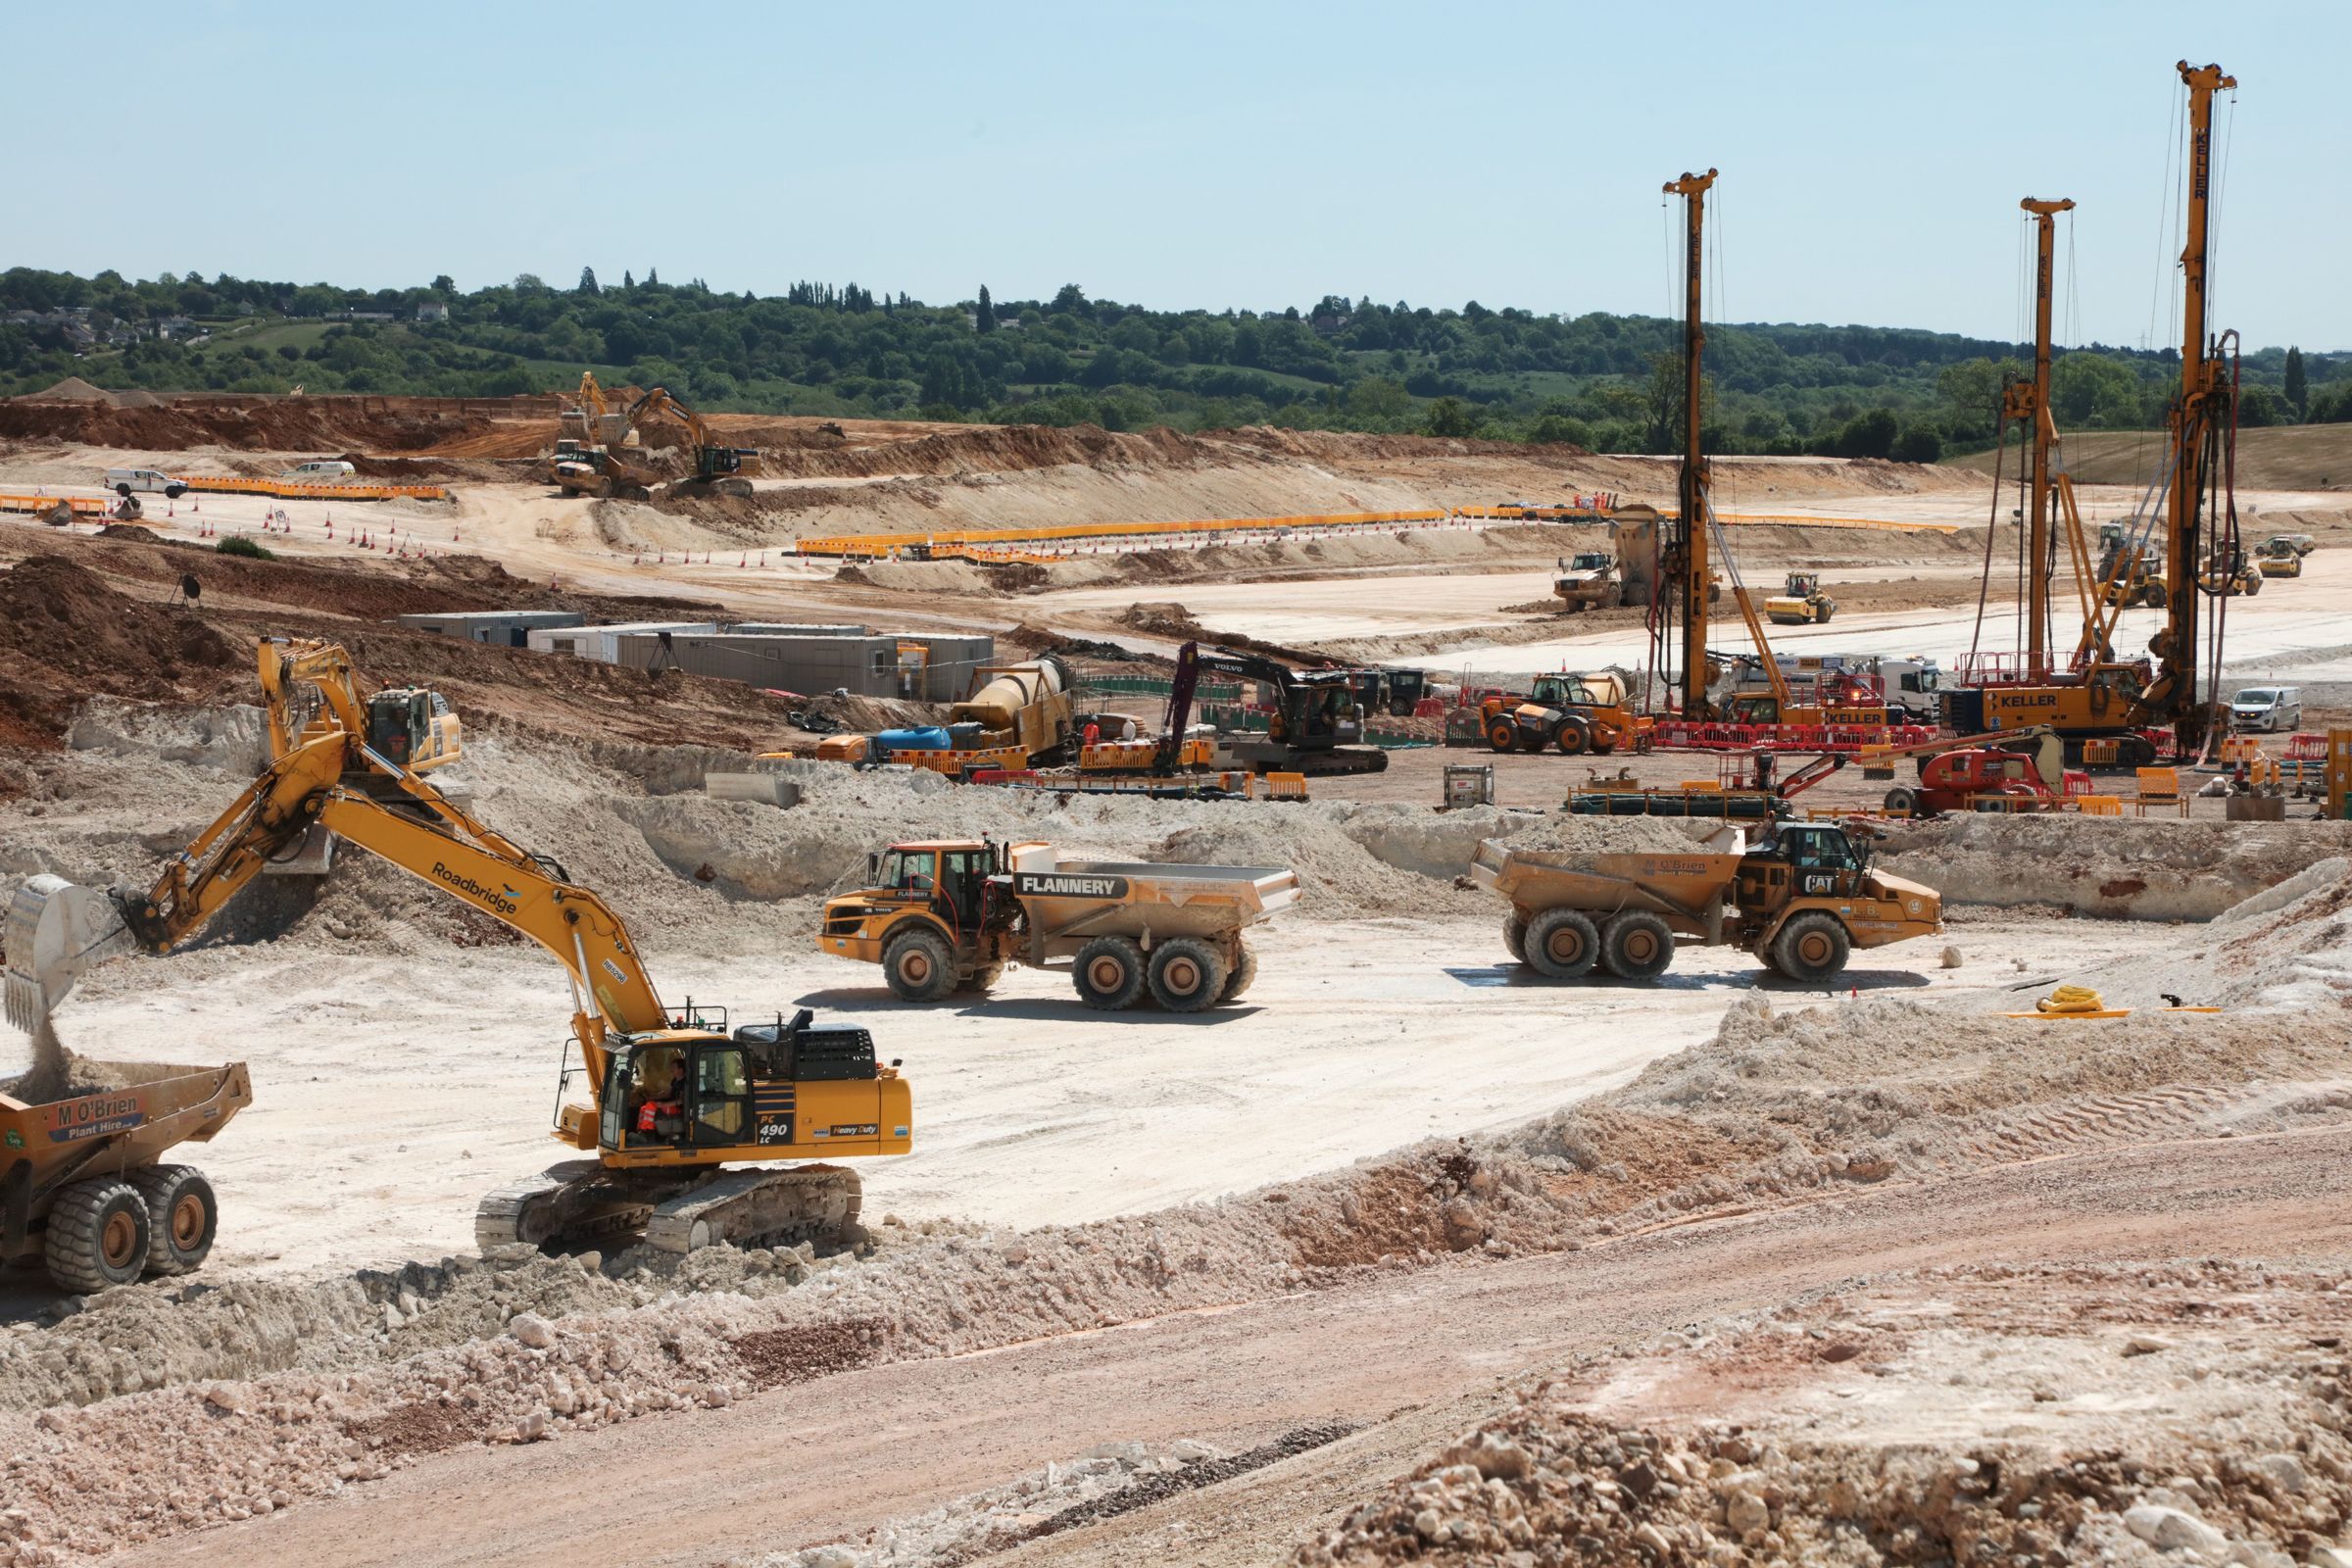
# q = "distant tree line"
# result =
<box><xmin>2</xmin><ymin>266</ymin><xmax>2343</xmax><ymax>457</ymax></box>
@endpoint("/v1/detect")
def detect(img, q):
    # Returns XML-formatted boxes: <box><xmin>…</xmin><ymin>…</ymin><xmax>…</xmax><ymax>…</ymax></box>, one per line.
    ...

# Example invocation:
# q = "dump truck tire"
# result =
<box><xmin>1073</xmin><ymin>936</ymin><xmax>1147</xmax><ymax>1010</ymax></box>
<box><xmin>1220</xmin><ymin>944</ymin><xmax>1259</xmax><ymax>1002</ymax></box>
<box><xmin>1148</xmin><ymin>938</ymin><xmax>1228</xmax><ymax>1012</ymax></box>
<box><xmin>1603</xmin><ymin>911</ymin><xmax>1675</xmax><ymax>982</ymax></box>
<box><xmin>45</xmin><ymin>1177</ymin><xmax>153</xmax><ymax>1294</ymax></box>
<box><xmin>1486</xmin><ymin>721</ymin><xmax>1518</xmax><ymax>753</ymax></box>
<box><xmin>882</xmin><ymin>928</ymin><xmax>956</xmax><ymax>1003</ymax></box>
<box><xmin>1772</xmin><ymin>912</ymin><xmax>1850</xmax><ymax>985</ymax></box>
<box><xmin>1554</xmin><ymin>716</ymin><xmax>1592</xmax><ymax>756</ymax></box>
<box><xmin>958</xmin><ymin>963</ymin><xmax>1004</xmax><ymax>994</ymax></box>
<box><xmin>1502</xmin><ymin>912</ymin><xmax>1529</xmax><ymax>963</ymax></box>
<box><xmin>1524</xmin><ymin>907</ymin><xmax>1601</xmax><ymax>979</ymax></box>
<box><xmin>129</xmin><ymin>1164</ymin><xmax>218</xmax><ymax>1275</ymax></box>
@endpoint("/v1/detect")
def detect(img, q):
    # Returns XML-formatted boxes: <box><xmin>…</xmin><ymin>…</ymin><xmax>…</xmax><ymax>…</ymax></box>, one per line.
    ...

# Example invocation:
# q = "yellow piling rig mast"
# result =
<box><xmin>1948</xmin><ymin>62</ymin><xmax>2239</xmax><ymax>764</ymax></box>
<box><xmin>1654</xmin><ymin>170</ymin><xmax>1857</xmax><ymax>729</ymax></box>
<box><xmin>1662</xmin><ymin>169</ymin><xmax>1717</xmax><ymax>720</ymax></box>
<box><xmin>2134</xmin><ymin>60</ymin><xmax>2239</xmax><ymax>755</ymax></box>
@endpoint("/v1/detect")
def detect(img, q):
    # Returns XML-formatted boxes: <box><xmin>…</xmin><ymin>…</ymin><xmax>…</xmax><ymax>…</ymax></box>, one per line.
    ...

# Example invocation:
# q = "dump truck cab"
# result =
<box><xmin>1551</xmin><ymin>551</ymin><xmax>1620</xmax><ymax>612</ymax></box>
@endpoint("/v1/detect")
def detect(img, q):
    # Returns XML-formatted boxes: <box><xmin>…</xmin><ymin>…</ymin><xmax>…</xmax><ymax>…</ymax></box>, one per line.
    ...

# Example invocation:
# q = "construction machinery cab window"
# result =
<box><xmin>1766</xmin><ymin>825</ymin><xmax>1864</xmax><ymax>874</ymax></box>
<box><xmin>694</xmin><ymin>1047</ymin><xmax>749</xmax><ymax>1141</ymax></box>
<box><xmin>876</xmin><ymin>850</ymin><xmax>936</xmax><ymax>895</ymax></box>
<box><xmin>938</xmin><ymin>849</ymin><xmax>988</xmax><ymax>926</ymax></box>
<box><xmin>368</xmin><ymin>691</ymin><xmax>430</xmax><ymax>762</ymax></box>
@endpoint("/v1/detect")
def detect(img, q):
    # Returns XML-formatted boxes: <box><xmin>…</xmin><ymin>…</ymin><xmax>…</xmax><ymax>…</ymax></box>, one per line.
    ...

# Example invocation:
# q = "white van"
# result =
<box><xmin>102</xmin><ymin>467</ymin><xmax>187</xmax><ymax>499</ymax></box>
<box><xmin>2230</xmin><ymin>686</ymin><xmax>2302</xmax><ymax>732</ymax></box>
<box><xmin>283</xmin><ymin>460</ymin><xmax>356</xmax><ymax>480</ymax></box>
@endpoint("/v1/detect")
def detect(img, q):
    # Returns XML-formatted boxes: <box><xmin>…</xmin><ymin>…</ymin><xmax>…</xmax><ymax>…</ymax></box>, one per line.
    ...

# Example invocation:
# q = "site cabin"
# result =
<box><xmin>1470</xmin><ymin>823</ymin><xmax>1941</xmax><ymax>986</ymax></box>
<box><xmin>817</xmin><ymin>840</ymin><xmax>1300</xmax><ymax>1012</ymax></box>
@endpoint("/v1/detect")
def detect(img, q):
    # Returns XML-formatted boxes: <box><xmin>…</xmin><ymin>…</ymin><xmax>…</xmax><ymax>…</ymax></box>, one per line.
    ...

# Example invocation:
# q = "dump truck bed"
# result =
<box><xmin>1469</xmin><ymin>841</ymin><xmax>1747</xmax><ymax>940</ymax></box>
<box><xmin>1012</xmin><ymin>858</ymin><xmax>1301</xmax><ymax>942</ymax></box>
<box><xmin>1</xmin><ymin>1058</ymin><xmax>252</xmax><ymax>1268</ymax></box>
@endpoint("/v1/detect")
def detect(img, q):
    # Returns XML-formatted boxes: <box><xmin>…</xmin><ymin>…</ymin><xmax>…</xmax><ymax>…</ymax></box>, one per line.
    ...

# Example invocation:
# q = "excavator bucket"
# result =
<box><xmin>3</xmin><ymin>876</ymin><xmax>135</xmax><ymax>1032</ymax></box>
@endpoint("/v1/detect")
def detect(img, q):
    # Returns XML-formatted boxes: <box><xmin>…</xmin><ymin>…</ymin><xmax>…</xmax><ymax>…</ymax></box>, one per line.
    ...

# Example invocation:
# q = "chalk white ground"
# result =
<box><xmin>7</xmin><ymin>909</ymin><xmax>2171</xmax><ymax>1284</ymax></box>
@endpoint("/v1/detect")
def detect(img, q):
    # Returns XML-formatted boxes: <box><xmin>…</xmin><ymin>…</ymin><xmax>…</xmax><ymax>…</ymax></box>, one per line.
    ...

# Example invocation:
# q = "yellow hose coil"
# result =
<box><xmin>2035</xmin><ymin>984</ymin><xmax>2107</xmax><ymax>1014</ymax></box>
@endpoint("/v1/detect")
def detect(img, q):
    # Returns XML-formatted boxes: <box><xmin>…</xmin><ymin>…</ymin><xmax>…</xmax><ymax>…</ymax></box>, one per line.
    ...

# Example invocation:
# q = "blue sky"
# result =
<box><xmin>7</xmin><ymin>1</ymin><xmax>2341</xmax><ymax>349</ymax></box>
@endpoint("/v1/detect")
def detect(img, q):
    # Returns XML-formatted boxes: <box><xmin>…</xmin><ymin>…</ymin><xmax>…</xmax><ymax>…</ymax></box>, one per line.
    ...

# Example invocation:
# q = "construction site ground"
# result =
<box><xmin>3</xmin><ymin>404</ymin><xmax>2351</xmax><ymax>1566</ymax></box>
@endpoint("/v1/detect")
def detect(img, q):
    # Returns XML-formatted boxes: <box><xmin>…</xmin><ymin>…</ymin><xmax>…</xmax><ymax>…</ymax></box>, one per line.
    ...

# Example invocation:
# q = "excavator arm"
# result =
<box><xmin>6</xmin><ymin>642</ymin><xmax>669</xmax><ymax>1095</ymax></box>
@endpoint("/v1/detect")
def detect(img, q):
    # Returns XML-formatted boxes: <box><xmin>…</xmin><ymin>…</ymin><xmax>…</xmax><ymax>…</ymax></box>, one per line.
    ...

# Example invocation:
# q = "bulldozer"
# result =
<box><xmin>1763</xmin><ymin>570</ymin><xmax>1837</xmax><ymax>626</ymax></box>
<box><xmin>5</xmin><ymin>638</ymin><xmax>907</xmax><ymax>1260</ymax></box>
<box><xmin>1481</xmin><ymin>671</ymin><xmax>1653</xmax><ymax>757</ymax></box>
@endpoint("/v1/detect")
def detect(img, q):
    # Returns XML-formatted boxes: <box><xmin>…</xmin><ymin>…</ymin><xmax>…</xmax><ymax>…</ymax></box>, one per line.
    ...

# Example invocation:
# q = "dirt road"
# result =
<box><xmin>113</xmin><ymin>1123</ymin><xmax>2352</xmax><ymax>1568</ymax></box>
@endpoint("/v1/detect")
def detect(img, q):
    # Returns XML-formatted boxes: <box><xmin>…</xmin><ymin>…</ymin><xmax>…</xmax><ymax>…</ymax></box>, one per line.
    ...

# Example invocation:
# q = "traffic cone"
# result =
<box><xmin>167</xmin><ymin>500</ymin><xmax>174</xmax><ymax>518</ymax></box>
<box><xmin>190</xmin><ymin>497</ymin><xmax>199</xmax><ymax>512</ymax></box>
<box><xmin>738</xmin><ymin>554</ymin><xmax>746</xmax><ymax>567</ymax></box>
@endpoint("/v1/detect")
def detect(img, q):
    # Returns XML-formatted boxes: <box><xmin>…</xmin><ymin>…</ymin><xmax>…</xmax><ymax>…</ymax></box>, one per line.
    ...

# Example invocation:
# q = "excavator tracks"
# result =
<box><xmin>645</xmin><ymin>1165</ymin><xmax>862</xmax><ymax>1254</ymax></box>
<box><xmin>475</xmin><ymin>1162</ymin><xmax>862</xmax><ymax>1256</ymax></box>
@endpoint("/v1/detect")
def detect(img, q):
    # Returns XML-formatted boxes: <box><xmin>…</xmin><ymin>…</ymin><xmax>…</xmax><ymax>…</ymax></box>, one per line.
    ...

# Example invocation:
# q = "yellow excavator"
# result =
<box><xmin>554</xmin><ymin>383</ymin><xmax>759</xmax><ymax>501</ymax></box>
<box><xmin>4</xmin><ymin>638</ymin><xmax>908</xmax><ymax>1256</ymax></box>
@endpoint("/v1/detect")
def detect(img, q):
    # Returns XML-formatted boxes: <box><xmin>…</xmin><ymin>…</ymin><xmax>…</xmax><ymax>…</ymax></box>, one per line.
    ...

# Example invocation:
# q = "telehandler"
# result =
<box><xmin>6</xmin><ymin>638</ymin><xmax>908</xmax><ymax>1264</ymax></box>
<box><xmin>1481</xmin><ymin>671</ymin><xmax>1654</xmax><ymax>757</ymax></box>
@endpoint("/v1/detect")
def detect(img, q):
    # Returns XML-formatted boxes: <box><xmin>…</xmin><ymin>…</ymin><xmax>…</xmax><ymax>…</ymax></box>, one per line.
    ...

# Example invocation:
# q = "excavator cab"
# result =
<box><xmin>364</xmin><ymin>687</ymin><xmax>461</xmax><ymax>772</ymax></box>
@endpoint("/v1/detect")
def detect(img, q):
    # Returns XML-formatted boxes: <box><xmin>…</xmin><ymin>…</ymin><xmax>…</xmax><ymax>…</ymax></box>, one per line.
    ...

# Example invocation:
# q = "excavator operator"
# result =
<box><xmin>634</xmin><ymin>1049</ymin><xmax>689</xmax><ymax>1143</ymax></box>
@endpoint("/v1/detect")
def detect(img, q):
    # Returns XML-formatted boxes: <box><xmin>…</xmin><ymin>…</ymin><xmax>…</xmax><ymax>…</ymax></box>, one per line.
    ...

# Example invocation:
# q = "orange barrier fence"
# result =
<box><xmin>1713</xmin><ymin>513</ymin><xmax>1959</xmax><ymax>534</ymax></box>
<box><xmin>795</xmin><ymin>510</ymin><xmax>1449</xmax><ymax>559</ymax></box>
<box><xmin>797</xmin><ymin>504</ymin><xmax>1958</xmax><ymax>559</ymax></box>
<box><xmin>1</xmin><ymin>494</ymin><xmax>110</xmax><ymax>516</ymax></box>
<box><xmin>169</xmin><ymin>475</ymin><xmax>452</xmax><ymax>503</ymax></box>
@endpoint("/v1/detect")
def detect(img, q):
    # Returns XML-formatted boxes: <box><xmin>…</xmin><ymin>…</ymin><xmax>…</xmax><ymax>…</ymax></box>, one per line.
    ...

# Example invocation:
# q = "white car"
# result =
<box><xmin>283</xmin><ymin>460</ymin><xmax>356</xmax><ymax>480</ymax></box>
<box><xmin>102</xmin><ymin>467</ymin><xmax>187</xmax><ymax>499</ymax></box>
<box><xmin>2230</xmin><ymin>686</ymin><xmax>2301</xmax><ymax>732</ymax></box>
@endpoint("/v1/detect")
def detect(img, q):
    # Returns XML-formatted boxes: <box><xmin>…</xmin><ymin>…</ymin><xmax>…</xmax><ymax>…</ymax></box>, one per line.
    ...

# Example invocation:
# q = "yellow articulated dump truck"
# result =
<box><xmin>819</xmin><ymin>840</ymin><xmax>1299</xmax><ymax>1010</ymax></box>
<box><xmin>0</xmin><ymin>1016</ymin><xmax>251</xmax><ymax>1294</ymax></box>
<box><xmin>1470</xmin><ymin>822</ymin><xmax>1939</xmax><ymax>985</ymax></box>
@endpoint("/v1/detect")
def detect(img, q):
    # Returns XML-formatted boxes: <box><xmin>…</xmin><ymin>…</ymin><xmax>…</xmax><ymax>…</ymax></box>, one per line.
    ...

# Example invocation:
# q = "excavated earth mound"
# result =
<box><xmin>0</xmin><ymin>555</ymin><xmax>239</xmax><ymax>742</ymax></box>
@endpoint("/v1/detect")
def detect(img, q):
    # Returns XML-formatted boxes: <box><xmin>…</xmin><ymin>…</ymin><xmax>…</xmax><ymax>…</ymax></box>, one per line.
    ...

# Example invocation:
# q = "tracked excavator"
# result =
<box><xmin>555</xmin><ymin>384</ymin><xmax>759</xmax><ymax>501</ymax></box>
<box><xmin>4</xmin><ymin>638</ymin><xmax>907</xmax><ymax>1257</ymax></box>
